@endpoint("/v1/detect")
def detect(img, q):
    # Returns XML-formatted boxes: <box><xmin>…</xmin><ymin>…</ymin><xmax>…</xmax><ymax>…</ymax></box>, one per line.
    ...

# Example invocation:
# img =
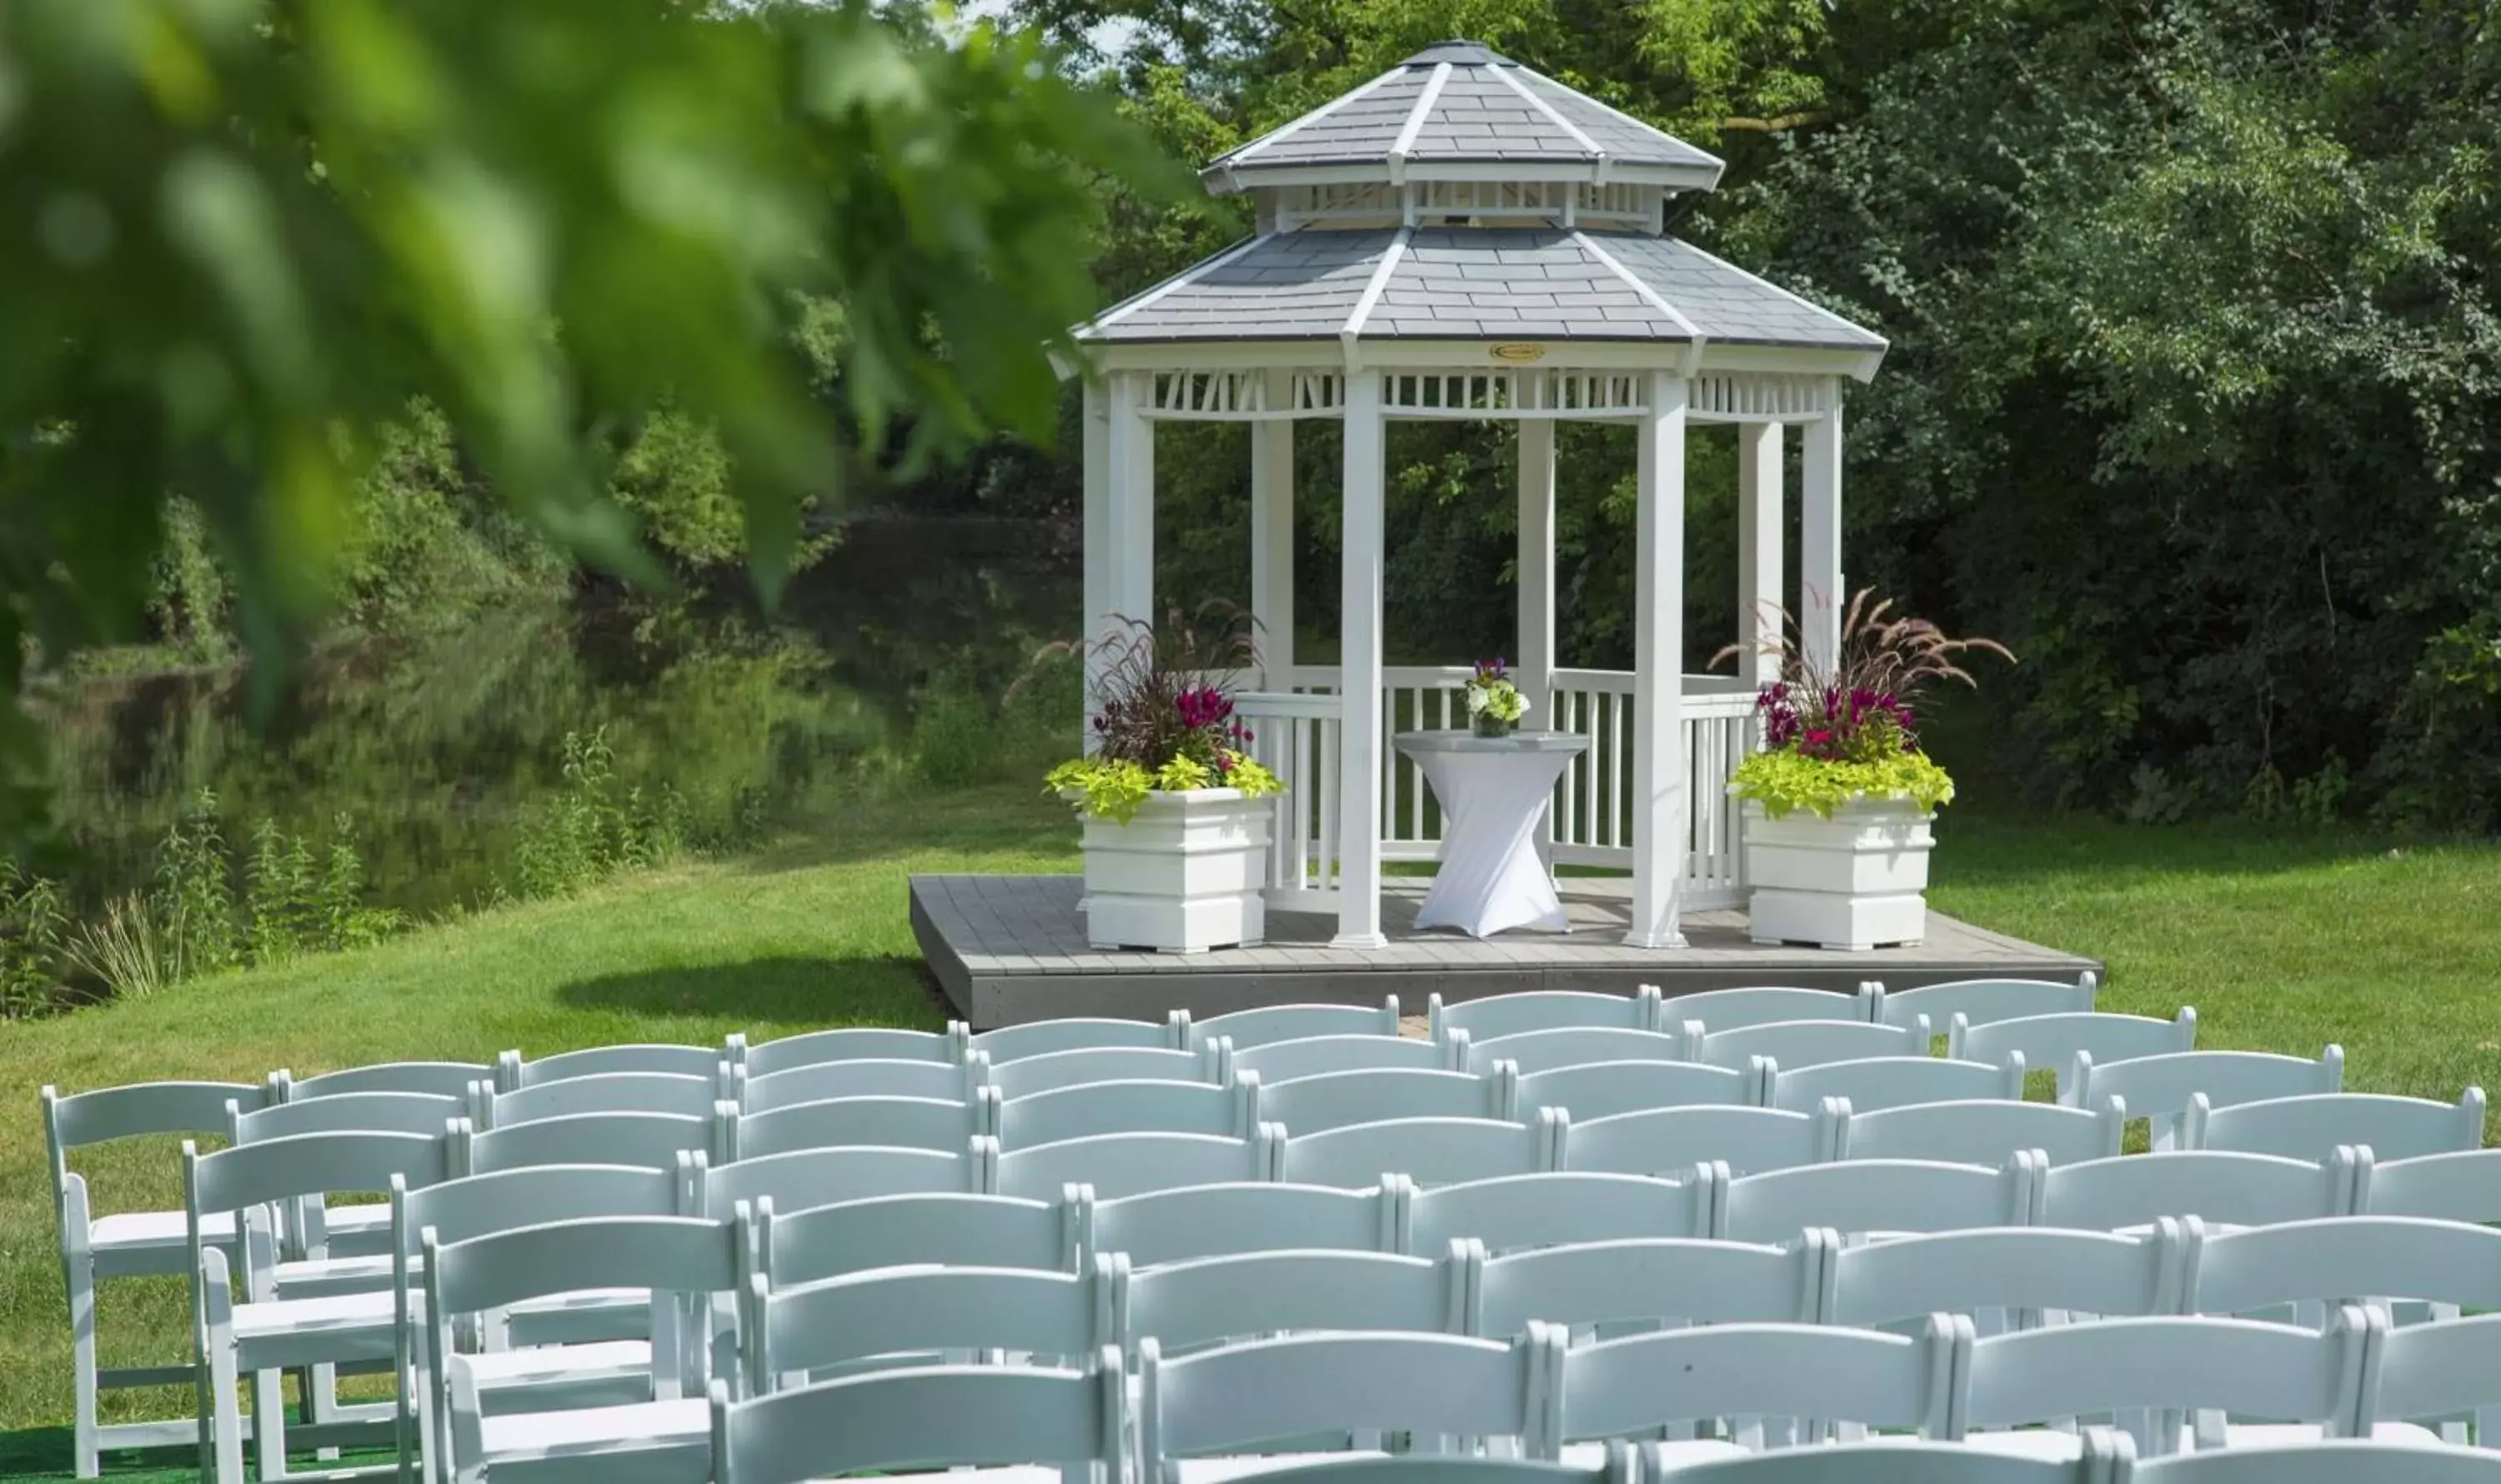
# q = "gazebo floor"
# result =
<box><xmin>911</xmin><ymin>874</ymin><xmax>2101</xmax><ymax>1030</ymax></box>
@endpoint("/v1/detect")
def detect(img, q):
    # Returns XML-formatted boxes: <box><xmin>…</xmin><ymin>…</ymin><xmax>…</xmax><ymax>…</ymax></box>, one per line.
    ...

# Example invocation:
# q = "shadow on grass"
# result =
<box><xmin>554</xmin><ymin>955</ymin><xmax>950</xmax><ymax>1031</ymax></box>
<box><xmin>0</xmin><ymin>1427</ymin><xmax>204</xmax><ymax>1484</ymax></box>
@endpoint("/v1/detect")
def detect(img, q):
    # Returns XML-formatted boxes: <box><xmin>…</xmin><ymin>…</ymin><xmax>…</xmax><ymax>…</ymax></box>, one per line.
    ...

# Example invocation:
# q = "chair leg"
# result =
<box><xmin>208</xmin><ymin>1306</ymin><xmax>246</xmax><ymax>1484</ymax></box>
<box><xmin>68</xmin><ymin>1253</ymin><xmax>100</xmax><ymax>1479</ymax></box>
<box><xmin>253</xmin><ymin>1356</ymin><xmax>289</xmax><ymax>1483</ymax></box>
<box><xmin>310</xmin><ymin>1360</ymin><xmax>344</xmax><ymax>1461</ymax></box>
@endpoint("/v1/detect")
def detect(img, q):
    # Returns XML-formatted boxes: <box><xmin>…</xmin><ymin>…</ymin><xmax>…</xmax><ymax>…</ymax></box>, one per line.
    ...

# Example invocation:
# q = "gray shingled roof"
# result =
<box><xmin>1207</xmin><ymin>43</ymin><xmax>1721</xmax><ymax>186</ymax></box>
<box><xmin>1078</xmin><ymin>229</ymin><xmax>1885</xmax><ymax>353</ymax></box>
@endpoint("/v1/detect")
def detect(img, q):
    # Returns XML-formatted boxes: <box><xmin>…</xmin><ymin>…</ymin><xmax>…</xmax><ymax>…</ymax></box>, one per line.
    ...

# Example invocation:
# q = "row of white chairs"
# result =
<box><xmin>378</xmin><ymin>1200</ymin><xmax>2501</xmax><ymax>1484</ymax></box>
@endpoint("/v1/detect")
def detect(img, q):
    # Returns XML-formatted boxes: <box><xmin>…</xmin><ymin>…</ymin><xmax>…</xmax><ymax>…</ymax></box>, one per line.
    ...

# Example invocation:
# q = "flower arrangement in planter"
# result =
<box><xmin>1042</xmin><ymin>606</ymin><xmax>1282</xmax><ymax>953</ymax></box>
<box><xmin>1718</xmin><ymin>593</ymin><xmax>2012</xmax><ymax>951</ymax></box>
<box><xmin>1463</xmin><ymin>659</ymin><xmax>1531</xmax><ymax>738</ymax></box>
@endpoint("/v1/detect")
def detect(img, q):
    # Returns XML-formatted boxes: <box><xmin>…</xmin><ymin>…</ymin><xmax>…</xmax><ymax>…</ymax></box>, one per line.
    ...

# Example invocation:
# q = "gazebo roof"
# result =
<box><xmin>1077</xmin><ymin>228</ymin><xmax>1887</xmax><ymax>353</ymax></box>
<box><xmin>1204</xmin><ymin>42</ymin><xmax>1723</xmax><ymax>193</ymax></box>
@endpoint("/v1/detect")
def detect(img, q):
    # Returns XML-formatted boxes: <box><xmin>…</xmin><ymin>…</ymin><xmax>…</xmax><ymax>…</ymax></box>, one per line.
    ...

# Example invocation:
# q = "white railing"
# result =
<box><xmin>1266</xmin><ymin>665</ymin><xmax>1759</xmax><ymax>911</ymax></box>
<box><xmin>1233</xmin><ymin>689</ymin><xmax>1344</xmax><ymax>911</ymax></box>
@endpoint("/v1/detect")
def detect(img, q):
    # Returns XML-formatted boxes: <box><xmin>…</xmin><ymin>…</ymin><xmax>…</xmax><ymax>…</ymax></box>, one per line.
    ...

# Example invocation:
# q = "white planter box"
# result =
<box><xmin>1074</xmin><ymin>788</ymin><xmax>1272</xmax><ymax>954</ymax></box>
<box><xmin>1742</xmin><ymin>797</ymin><xmax>1936</xmax><ymax>952</ymax></box>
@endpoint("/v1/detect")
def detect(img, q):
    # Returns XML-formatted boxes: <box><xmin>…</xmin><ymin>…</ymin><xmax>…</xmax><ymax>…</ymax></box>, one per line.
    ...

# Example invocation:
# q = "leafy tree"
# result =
<box><xmin>0</xmin><ymin>0</ymin><xmax>1183</xmax><ymax>842</ymax></box>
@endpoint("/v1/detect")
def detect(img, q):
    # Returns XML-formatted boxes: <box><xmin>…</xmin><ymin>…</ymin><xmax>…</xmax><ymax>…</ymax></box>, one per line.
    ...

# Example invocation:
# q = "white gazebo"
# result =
<box><xmin>1070</xmin><ymin>40</ymin><xmax>1887</xmax><ymax>952</ymax></box>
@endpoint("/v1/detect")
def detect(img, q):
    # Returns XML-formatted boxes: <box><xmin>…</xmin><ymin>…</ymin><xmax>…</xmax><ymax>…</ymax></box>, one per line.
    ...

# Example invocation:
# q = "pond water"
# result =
<box><xmin>31</xmin><ymin>519</ymin><xmax>1080</xmax><ymax>915</ymax></box>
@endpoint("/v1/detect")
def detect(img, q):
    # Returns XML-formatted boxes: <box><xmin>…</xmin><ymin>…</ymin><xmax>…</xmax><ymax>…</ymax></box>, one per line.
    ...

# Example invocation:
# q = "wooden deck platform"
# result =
<box><xmin>912</xmin><ymin>875</ymin><xmax>2102</xmax><ymax>1029</ymax></box>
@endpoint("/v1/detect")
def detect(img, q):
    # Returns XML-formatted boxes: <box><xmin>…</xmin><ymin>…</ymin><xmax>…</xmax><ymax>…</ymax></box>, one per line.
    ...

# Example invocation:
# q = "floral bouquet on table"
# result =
<box><xmin>1720</xmin><ymin>591</ymin><xmax>2012</xmax><ymax>819</ymax></box>
<box><xmin>1043</xmin><ymin>604</ymin><xmax>1284</xmax><ymax>824</ymax></box>
<box><xmin>1463</xmin><ymin>659</ymin><xmax>1531</xmax><ymax>738</ymax></box>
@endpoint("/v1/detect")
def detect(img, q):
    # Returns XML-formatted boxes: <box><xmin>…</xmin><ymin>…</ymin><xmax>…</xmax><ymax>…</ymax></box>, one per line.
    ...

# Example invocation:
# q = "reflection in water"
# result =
<box><xmin>33</xmin><ymin>519</ymin><xmax>1079</xmax><ymax>915</ymax></box>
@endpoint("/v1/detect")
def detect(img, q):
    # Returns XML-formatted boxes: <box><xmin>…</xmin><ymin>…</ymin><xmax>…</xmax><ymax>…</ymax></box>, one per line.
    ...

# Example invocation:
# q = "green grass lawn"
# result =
<box><xmin>3</xmin><ymin>787</ymin><xmax>2496</xmax><ymax>1476</ymax></box>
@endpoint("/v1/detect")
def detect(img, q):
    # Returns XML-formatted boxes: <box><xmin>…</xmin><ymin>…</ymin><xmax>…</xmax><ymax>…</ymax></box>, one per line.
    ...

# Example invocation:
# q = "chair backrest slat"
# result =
<box><xmin>1511</xmin><ymin>1060</ymin><xmax>1752</xmax><ymax>1121</ymax></box>
<box><xmin>1948</xmin><ymin>1010</ymin><xmax>2193</xmax><ymax>1086</ymax></box>
<box><xmin>2128</xmin><ymin>1441</ymin><xmax>2501</xmax><ymax>1484</ymax></box>
<box><xmin>1476</xmin><ymin>1236</ymin><xmax>1817</xmax><ymax>1334</ymax></box>
<box><xmin>2362</xmin><ymin>1148</ymin><xmax>2501</xmax><ymax>1224</ymax></box>
<box><xmin>715</xmin><ymin>1362</ymin><xmax>1123</xmax><ymax>1484</ymax></box>
<box><xmin>1721</xmin><ymin>1157</ymin><xmax>2032</xmax><ymax>1243</ymax></box>
<box><xmin>1770</xmin><ymin>1056</ymin><xmax>2023</xmax><ymax>1115</ymax></box>
<box><xmin>1876</xmin><ymin>975</ymin><xmax>2095</xmax><ymax>1031</ymax></box>
<box><xmin>2373</xmin><ymin>1311</ymin><xmax>2501</xmax><ymax>1433</ymax></box>
<box><xmin>2187</xmin><ymin>1089</ymin><xmax>2485</xmax><ymax>1164</ymax></box>
<box><xmin>997</xmin><ymin>1131</ymin><xmax>1271</xmax><ymax>1202</ymax></box>
<box><xmin>1090</xmin><ymin>1181</ymin><xmax>1396</xmax><ymax>1266</ymax></box>
<box><xmin>1822</xmin><ymin>1224</ymin><xmax>2186</xmax><ymax>1327</ymax></box>
<box><xmin>288</xmin><ymin>1061</ymin><xmax>492</xmax><ymax>1100</ymax></box>
<box><xmin>2188</xmin><ymin>1216</ymin><xmax>2501</xmax><ymax>1316</ymax></box>
<box><xmin>1666</xmin><ymin>985</ymin><xmax>1877</xmax><ymax>1033</ymax></box>
<box><xmin>1559</xmin><ymin>1319</ymin><xmax>1958</xmax><ymax>1442</ymax></box>
<box><xmin>1429</xmin><ymin>990</ymin><xmax>1660</xmax><ymax>1044</ymax></box>
<box><xmin>1959</xmin><ymin>1312</ymin><xmax>2370</xmax><ymax>1437</ymax></box>
<box><xmin>1406</xmin><ymin>1172</ymin><xmax>1709</xmax><ymax>1255</ymax></box>
<box><xmin>482</xmin><ymin>1071</ymin><xmax>719</xmax><ymax>1128</ymax></box>
<box><xmin>2072</xmin><ymin>1047</ymin><xmax>2343</xmax><ymax>1125</ymax></box>
<box><xmin>397</xmin><ymin>1163</ymin><xmax>684</xmax><ymax>1252</ymax></box>
<box><xmin>991</xmin><ymin>1045</ymin><xmax>1218</xmax><ymax>1102</ymax></box>
<box><xmin>733</xmin><ymin>1095</ymin><xmax>988</xmax><ymax>1161</ymax></box>
<box><xmin>1464</xmin><ymin>1027</ymin><xmax>1687</xmax><ymax>1077</ymax></box>
<box><xmin>699</xmin><ymin>1144</ymin><xmax>979</xmax><ymax>1218</ymax></box>
<box><xmin>464</xmin><ymin>1108</ymin><xmax>722</xmax><ymax>1175</ymax></box>
<box><xmin>1696</xmin><ymin>1019</ymin><xmax>1926</xmax><ymax>1073</ymax></box>
<box><xmin>999</xmin><ymin>1079</ymin><xmax>1246</xmax><ymax>1146</ymax></box>
<box><xmin>511</xmin><ymin>1042</ymin><xmax>730</xmax><ymax>1086</ymax></box>
<box><xmin>1235</xmin><ymin>1034</ymin><xmax>1451</xmax><ymax>1082</ymax></box>
<box><xmin>189</xmin><ymin>1129</ymin><xmax>451</xmax><ymax>1215</ymax></box>
<box><xmin>974</xmin><ymin>1015</ymin><xmax>1185</xmax><ymax>1065</ymax></box>
<box><xmin>739</xmin><ymin>1057</ymin><xmax>973</xmax><ymax>1111</ymax></box>
<box><xmin>428</xmin><ymin>1212</ymin><xmax>742</xmax><ymax>1314</ymax></box>
<box><xmin>1646</xmin><ymin>1438</ymin><xmax>2113</xmax><ymax>1484</ymax></box>
<box><xmin>1280</xmin><ymin>1116</ymin><xmax>1551</xmax><ymax>1190</ymax></box>
<box><xmin>760</xmin><ymin>1261</ymin><xmax>1105</xmax><ymax>1377</ymax></box>
<box><xmin>233</xmin><ymin>1091</ymin><xmax>462</xmax><ymax>1143</ymax></box>
<box><xmin>2037</xmin><ymin>1150</ymin><xmax>2354</xmax><ymax>1231</ymax></box>
<box><xmin>1842</xmin><ymin>1097</ymin><xmax>2124</xmax><ymax>1168</ymax></box>
<box><xmin>1123</xmin><ymin>1248</ymin><xmax>1461</xmax><ymax>1350</ymax></box>
<box><xmin>1565</xmin><ymin>1104</ymin><xmax>1835</xmax><ymax>1178</ymax></box>
<box><xmin>1257</xmin><ymin>1068</ymin><xmax>1503</xmax><ymax>1135</ymax></box>
<box><xmin>1143</xmin><ymin>1331</ymin><xmax>1540</xmax><ymax>1463</ymax></box>
<box><xmin>739</xmin><ymin>1025</ymin><xmax>965</xmax><ymax>1079</ymax></box>
<box><xmin>47</xmin><ymin>1080</ymin><xmax>271</xmax><ymax>1154</ymax></box>
<box><xmin>1191</xmin><ymin>1000</ymin><xmax>1400</xmax><ymax>1050</ymax></box>
<box><xmin>762</xmin><ymin>1192</ymin><xmax>1076</xmax><ymax>1288</ymax></box>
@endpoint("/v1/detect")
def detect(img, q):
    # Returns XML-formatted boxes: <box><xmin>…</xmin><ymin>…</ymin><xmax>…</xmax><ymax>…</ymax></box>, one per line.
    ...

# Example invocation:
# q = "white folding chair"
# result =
<box><xmin>2358</xmin><ymin>1146</ymin><xmax>2501</xmax><ymax>1223</ymax></box>
<box><xmin>1429</xmin><ymin>989</ymin><xmax>1663</xmax><ymax>1044</ymax></box>
<box><xmin>43</xmin><ymin>1078</ymin><xmax>281</xmax><ymax>1476</ymax></box>
<box><xmin>727</xmin><ymin>1092</ymin><xmax>995</xmax><ymax>1160</ymax></box>
<box><xmin>2068</xmin><ymin>1047</ymin><xmax>2343</xmax><ymax>1147</ymax></box>
<box><xmin>1547</xmin><ymin>1315</ymin><xmax>1964</xmax><ymax>1461</ymax></box>
<box><xmin>1255</xmin><ymin>1068</ymin><xmax>1510</xmax><ymax>1136</ymax></box>
<box><xmin>1839</xmin><ymin>1097</ymin><xmax>2126</xmax><ymax>1168</ymax></box>
<box><xmin>999</xmin><ymin>1078</ymin><xmax>1254</xmax><ymax>1146</ymax></box>
<box><xmin>424</xmin><ymin>1213</ymin><xmax>751</xmax><ymax>1484</ymax></box>
<box><xmin>997</xmin><ymin>1130</ymin><xmax>1279</xmax><ymax>1201</ymax></box>
<box><xmin>1506</xmin><ymin>1060</ymin><xmax>1755</xmax><ymax>1121</ymax></box>
<box><xmin>731</xmin><ymin>1024</ymin><xmax>967</xmax><ymax>1080</ymax></box>
<box><xmin>1278</xmin><ymin>1114</ymin><xmax>1560</xmax><ymax>1189</ymax></box>
<box><xmin>186</xmin><ymin>1130</ymin><xmax>456</xmax><ymax>1484</ymax></box>
<box><xmin>1115</xmin><ymin>1246</ymin><xmax>1472</xmax><ymax>1352</ymax></box>
<box><xmin>1819</xmin><ymin>1223</ymin><xmax>2190</xmax><ymax>1331</ymax></box>
<box><xmin>1190</xmin><ymin>1000</ymin><xmax>1401</xmax><ymax>1051</ymax></box>
<box><xmin>991</xmin><ymin>1044</ymin><xmax>1229</xmax><ymax>1102</ymax></box>
<box><xmin>1955</xmin><ymin>1309</ymin><xmax>2380</xmax><ymax>1459</ymax></box>
<box><xmin>708</xmin><ymin>1358</ymin><xmax>1127</xmax><ymax>1484</ymax></box>
<box><xmin>2128</xmin><ymin>1441</ymin><xmax>2501</xmax><ymax>1484</ymax></box>
<box><xmin>2185</xmin><ymin>1089</ymin><xmax>2486</xmax><ymax>1163</ymax></box>
<box><xmin>1661</xmin><ymin>984</ymin><xmax>1880</xmax><ymax>1035</ymax></box>
<box><xmin>1767</xmin><ymin>1055</ymin><xmax>2024</xmax><ymax>1114</ymax></box>
<box><xmin>1717</xmin><ymin>1155</ymin><xmax>2037</xmax><ymax>1243</ymax></box>
<box><xmin>1472</xmin><ymin>1235</ymin><xmax>1822</xmax><ymax>1337</ymax></box>
<box><xmin>2034</xmin><ymin>1150</ymin><xmax>2359</xmax><ymax>1232</ymax></box>
<box><xmin>1235</xmin><ymin>1034</ymin><xmax>1460</xmax><ymax>1082</ymax></box>
<box><xmin>1563</xmin><ymin>1103</ymin><xmax>1839</xmax><ymax>1178</ymax></box>
<box><xmin>1087</xmin><ymin>1180</ymin><xmax>1405</xmax><ymax>1268</ymax></box>
<box><xmin>1137</xmin><ymin>1331</ymin><xmax>1551</xmax><ymax>1484</ymax></box>
<box><xmin>973</xmin><ymin>1013</ymin><xmax>1190</xmax><ymax>1064</ymax></box>
<box><xmin>1949</xmin><ymin>1010</ymin><xmax>2194</xmax><ymax>1098</ymax></box>
<box><xmin>747</xmin><ymin>1256</ymin><xmax>1114</xmax><ymax>1395</ymax></box>
<box><xmin>1462</xmin><ymin>1028</ymin><xmax>1690</xmax><ymax>1077</ymax></box>
<box><xmin>758</xmin><ymin>1191</ymin><xmax>1084</xmax><ymax>1289</ymax></box>
<box><xmin>1873</xmin><ymin>974</ymin><xmax>2097</xmax><ymax>1031</ymax></box>
<box><xmin>1403</xmin><ymin>1172</ymin><xmax>1715</xmax><ymax>1256</ymax></box>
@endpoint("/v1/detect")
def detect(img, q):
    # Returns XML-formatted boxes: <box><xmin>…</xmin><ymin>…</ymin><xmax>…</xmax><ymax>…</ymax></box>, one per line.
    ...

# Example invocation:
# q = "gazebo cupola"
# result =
<box><xmin>1071</xmin><ymin>41</ymin><xmax>1887</xmax><ymax>953</ymax></box>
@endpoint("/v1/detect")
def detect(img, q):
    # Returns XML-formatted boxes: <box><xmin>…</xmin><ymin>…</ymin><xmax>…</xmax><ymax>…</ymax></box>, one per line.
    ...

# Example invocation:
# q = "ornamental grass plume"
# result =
<box><xmin>1036</xmin><ymin>600</ymin><xmax>1283</xmax><ymax>821</ymax></box>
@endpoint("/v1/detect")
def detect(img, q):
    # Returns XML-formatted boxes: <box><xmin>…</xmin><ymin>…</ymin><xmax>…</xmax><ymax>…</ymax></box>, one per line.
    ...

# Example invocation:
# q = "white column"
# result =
<box><xmin>1080</xmin><ymin>378</ymin><xmax>1111</xmax><ymax>750</ymax></box>
<box><xmin>1334</xmin><ymin>370</ymin><xmax>1388</xmax><ymax>950</ymax></box>
<box><xmin>1105</xmin><ymin>371</ymin><xmax>1156</xmax><ymax>631</ymax></box>
<box><xmin>1516</xmin><ymin>419</ymin><xmax>1556</xmax><ymax>712</ymax></box>
<box><xmin>1250</xmin><ymin>371</ymin><xmax>1296</xmax><ymax>687</ymax></box>
<box><xmin>1801</xmin><ymin>390</ymin><xmax>1843</xmax><ymax>677</ymax></box>
<box><xmin>1736</xmin><ymin>420</ymin><xmax>1784</xmax><ymax>686</ymax></box>
<box><xmin>1628</xmin><ymin>371</ymin><xmax>1691</xmax><ymax>950</ymax></box>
